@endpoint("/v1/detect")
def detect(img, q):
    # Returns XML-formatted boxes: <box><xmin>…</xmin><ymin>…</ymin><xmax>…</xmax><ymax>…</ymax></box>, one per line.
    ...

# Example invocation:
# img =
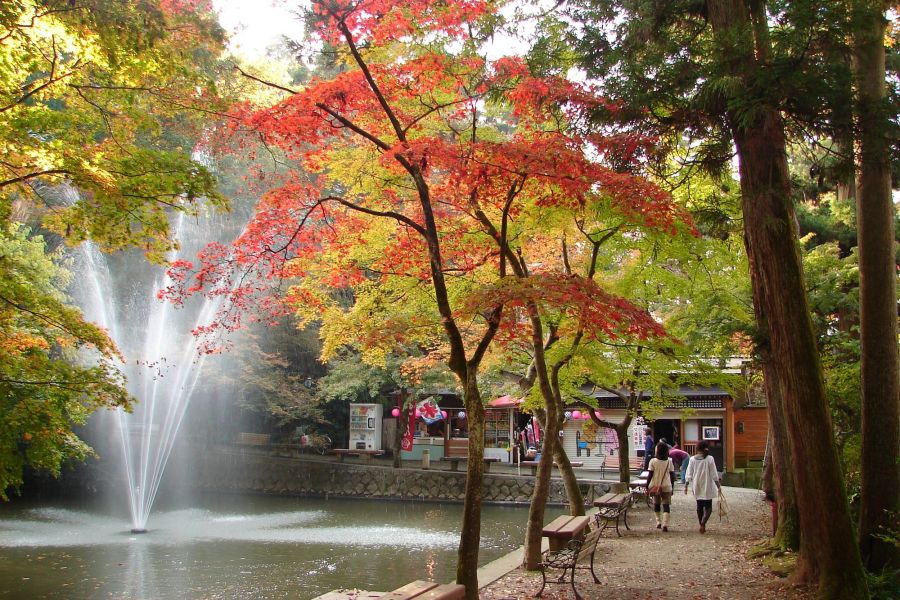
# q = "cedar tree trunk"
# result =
<box><xmin>731</xmin><ymin>106</ymin><xmax>869</xmax><ymax>598</ymax></box>
<box><xmin>707</xmin><ymin>1</ymin><xmax>869</xmax><ymax>595</ymax></box>
<box><xmin>763</xmin><ymin>358</ymin><xmax>800</xmax><ymax>550</ymax></box>
<box><xmin>853</xmin><ymin>0</ymin><xmax>900</xmax><ymax>572</ymax></box>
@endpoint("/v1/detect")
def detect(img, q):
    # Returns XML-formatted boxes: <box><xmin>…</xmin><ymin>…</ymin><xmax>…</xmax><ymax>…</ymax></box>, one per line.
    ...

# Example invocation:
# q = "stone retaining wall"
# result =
<box><xmin>195</xmin><ymin>450</ymin><xmax>610</xmax><ymax>505</ymax></box>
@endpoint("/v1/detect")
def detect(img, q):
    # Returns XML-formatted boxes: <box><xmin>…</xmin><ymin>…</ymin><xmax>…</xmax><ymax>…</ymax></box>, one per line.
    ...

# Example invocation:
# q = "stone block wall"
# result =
<box><xmin>195</xmin><ymin>450</ymin><xmax>609</xmax><ymax>505</ymax></box>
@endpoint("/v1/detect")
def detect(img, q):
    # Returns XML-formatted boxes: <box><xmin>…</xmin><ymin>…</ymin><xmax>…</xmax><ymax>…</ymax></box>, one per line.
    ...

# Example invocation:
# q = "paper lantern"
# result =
<box><xmin>572</xmin><ymin>410</ymin><xmax>582</xmax><ymax>420</ymax></box>
<box><xmin>583</xmin><ymin>411</ymin><xmax>591</xmax><ymax>419</ymax></box>
<box><xmin>441</xmin><ymin>410</ymin><xmax>448</xmax><ymax>419</ymax></box>
<box><xmin>457</xmin><ymin>411</ymin><xmax>466</xmax><ymax>419</ymax></box>
<box><xmin>391</xmin><ymin>407</ymin><xmax>400</xmax><ymax>417</ymax></box>
<box><xmin>564</xmin><ymin>411</ymin><xmax>572</xmax><ymax>420</ymax></box>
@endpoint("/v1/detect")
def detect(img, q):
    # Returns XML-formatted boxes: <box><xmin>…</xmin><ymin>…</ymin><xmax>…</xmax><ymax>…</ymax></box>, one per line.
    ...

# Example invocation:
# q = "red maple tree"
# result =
<box><xmin>166</xmin><ymin>1</ymin><xmax>689</xmax><ymax>593</ymax></box>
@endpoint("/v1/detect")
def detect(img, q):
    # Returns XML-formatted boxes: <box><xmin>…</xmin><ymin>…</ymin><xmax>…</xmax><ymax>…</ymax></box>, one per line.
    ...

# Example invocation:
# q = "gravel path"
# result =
<box><xmin>479</xmin><ymin>486</ymin><xmax>814</xmax><ymax>600</ymax></box>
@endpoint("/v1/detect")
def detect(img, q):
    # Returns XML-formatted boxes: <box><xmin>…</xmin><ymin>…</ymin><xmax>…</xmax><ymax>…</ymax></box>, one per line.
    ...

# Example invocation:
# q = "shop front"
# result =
<box><xmin>560</xmin><ymin>385</ymin><xmax>735</xmax><ymax>472</ymax></box>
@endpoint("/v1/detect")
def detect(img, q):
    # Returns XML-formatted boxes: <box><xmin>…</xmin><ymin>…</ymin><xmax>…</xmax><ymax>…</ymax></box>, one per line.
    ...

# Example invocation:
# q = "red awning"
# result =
<box><xmin>488</xmin><ymin>395</ymin><xmax>524</xmax><ymax>408</ymax></box>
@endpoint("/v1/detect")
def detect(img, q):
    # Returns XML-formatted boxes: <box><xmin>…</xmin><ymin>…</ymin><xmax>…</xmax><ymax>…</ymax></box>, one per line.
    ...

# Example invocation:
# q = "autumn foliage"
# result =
<box><xmin>167</xmin><ymin>0</ymin><xmax>689</xmax><ymax>358</ymax></box>
<box><xmin>162</xmin><ymin>0</ymin><xmax>693</xmax><ymax>593</ymax></box>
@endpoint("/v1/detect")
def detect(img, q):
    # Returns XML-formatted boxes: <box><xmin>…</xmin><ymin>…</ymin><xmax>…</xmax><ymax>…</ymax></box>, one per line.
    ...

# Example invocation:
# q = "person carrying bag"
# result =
<box><xmin>646</xmin><ymin>442</ymin><xmax>675</xmax><ymax>531</ymax></box>
<box><xmin>684</xmin><ymin>440</ymin><xmax>722</xmax><ymax>533</ymax></box>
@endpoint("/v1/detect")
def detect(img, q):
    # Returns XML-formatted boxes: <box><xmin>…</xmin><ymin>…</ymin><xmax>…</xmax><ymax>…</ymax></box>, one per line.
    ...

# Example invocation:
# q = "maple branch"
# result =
<box><xmin>0</xmin><ymin>293</ymin><xmax>101</xmax><ymax>345</ymax></box>
<box><xmin>469</xmin><ymin>305</ymin><xmax>503</xmax><ymax>368</ymax></box>
<box><xmin>402</xmin><ymin>97</ymin><xmax>473</xmax><ymax>136</ymax></box>
<box><xmin>0</xmin><ymin>169</ymin><xmax>71</xmax><ymax>188</ymax></box>
<box><xmin>333</xmin><ymin>14</ymin><xmax>406</xmax><ymax>142</ymax></box>
<box><xmin>0</xmin><ymin>5</ymin><xmax>83</xmax><ymax>43</ymax></box>
<box><xmin>0</xmin><ymin>42</ymin><xmax>83</xmax><ymax>113</ymax></box>
<box><xmin>330</xmin><ymin>195</ymin><xmax>426</xmax><ymax>236</ymax></box>
<box><xmin>471</xmin><ymin>178</ymin><xmax>527</xmax><ymax>277</ymax></box>
<box><xmin>0</xmin><ymin>377</ymin><xmax>115</xmax><ymax>391</ymax></box>
<box><xmin>315</xmin><ymin>103</ymin><xmax>392</xmax><ymax>151</ymax></box>
<box><xmin>234</xmin><ymin>64</ymin><xmax>299</xmax><ymax>95</ymax></box>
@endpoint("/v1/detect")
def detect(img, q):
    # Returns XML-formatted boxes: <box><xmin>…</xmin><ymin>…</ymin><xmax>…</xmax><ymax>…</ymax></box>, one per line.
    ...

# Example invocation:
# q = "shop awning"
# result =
<box><xmin>488</xmin><ymin>395</ymin><xmax>524</xmax><ymax>408</ymax></box>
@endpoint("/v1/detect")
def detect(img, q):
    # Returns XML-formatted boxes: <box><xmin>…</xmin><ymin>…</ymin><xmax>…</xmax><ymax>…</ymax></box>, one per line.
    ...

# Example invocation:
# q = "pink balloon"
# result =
<box><xmin>441</xmin><ymin>410</ymin><xmax>448</xmax><ymax>419</ymax></box>
<box><xmin>572</xmin><ymin>410</ymin><xmax>582</xmax><ymax>420</ymax></box>
<box><xmin>391</xmin><ymin>407</ymin><xmax>400</xmax><ymax>417</ymax></box>
<box><xmin>584</xmin><ymin>412</ymin><xmax>591</xmax><ymax>419</ymax></box>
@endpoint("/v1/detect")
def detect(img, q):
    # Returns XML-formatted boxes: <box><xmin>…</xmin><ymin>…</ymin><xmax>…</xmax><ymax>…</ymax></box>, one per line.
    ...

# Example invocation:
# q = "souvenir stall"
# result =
<box><xmin>396</xmin><ymin>395</ymin><xmax>453</xmax><ymax>460</ymax></box>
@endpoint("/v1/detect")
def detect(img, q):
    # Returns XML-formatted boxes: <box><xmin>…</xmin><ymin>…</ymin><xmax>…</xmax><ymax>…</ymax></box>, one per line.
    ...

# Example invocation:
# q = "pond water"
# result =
<box><xmin>0</xmin><ymin>494</ymin><xmax>546</xmax><ymax>599</ymax></box>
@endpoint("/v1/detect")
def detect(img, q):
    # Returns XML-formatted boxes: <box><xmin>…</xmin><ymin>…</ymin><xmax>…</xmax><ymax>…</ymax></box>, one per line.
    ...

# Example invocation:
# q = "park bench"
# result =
<box><xmin>439</xmin><ymin>456</ymin><xmax>501</xmax><ymax>472</ymax></box>
<box><xmin>536</xmin><ymin>520</ymin><xmax>603</xmax><ymax>600</ymax></box>
<box><xmin>235</xmin><ymin>432</ymin><xmax>271</xmax><ymax>452</ymax></box>
<box><xmin>380</xmin><ymin>580</ymin><xmax>465</xmax><ymax>600</ymax></box>
<box><xmin>628</xmin><ymin>471</ymin><xmax>651</xmax><ymax>507</ymax></box>
<box><xmin>599</xmin><ymin>455</ymin><xmax>644</xmax><ymax>479</ymax></box>
<box><xmin>541</xmin><ymin>515</ymin><xmax>590</xmax><ymax>551</ymax></box>
<box><xmin>592</xmin><ymin>492</ymin><xmax>632</xmax><ymax>537</ymax></box>
<box><xmin>521</xmin><ymin>460</ymin><xmax>584</xmax><ymax>476</ymax></box>
<box><xmin>330</xmin><ymin>448</ymin><xmax>385</xmax><ymax>463</ymax></box>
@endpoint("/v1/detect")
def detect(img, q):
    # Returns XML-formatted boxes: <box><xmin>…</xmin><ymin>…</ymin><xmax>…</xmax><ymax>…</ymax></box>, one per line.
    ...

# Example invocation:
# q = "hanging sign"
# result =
<box><xmin>416</xmin><ymin>396</ymin><xmax>444</xmax><ymax>424</ymax></box>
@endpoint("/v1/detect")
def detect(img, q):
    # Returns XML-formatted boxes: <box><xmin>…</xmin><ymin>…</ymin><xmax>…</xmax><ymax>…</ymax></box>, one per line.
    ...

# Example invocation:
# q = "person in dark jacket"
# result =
<box><xmin>642</xmin><ymin>427</ymin><xmax>654</xmax><ymax>471</ymax></box>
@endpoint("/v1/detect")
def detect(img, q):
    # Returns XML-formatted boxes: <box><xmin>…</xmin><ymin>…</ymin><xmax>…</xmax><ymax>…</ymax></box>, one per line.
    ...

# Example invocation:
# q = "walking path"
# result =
<box><xmin>477</xmin><ymin>486</ymin><xmax>814</xmax><ymax>599</ymax></box>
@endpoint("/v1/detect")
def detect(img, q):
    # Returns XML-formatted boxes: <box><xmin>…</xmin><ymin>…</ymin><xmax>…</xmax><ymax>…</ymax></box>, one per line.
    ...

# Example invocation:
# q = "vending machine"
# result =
<box><xmin>348</xmin><ymin>403</ymin><xmax>383</xmax><ymax>450</ymax></box>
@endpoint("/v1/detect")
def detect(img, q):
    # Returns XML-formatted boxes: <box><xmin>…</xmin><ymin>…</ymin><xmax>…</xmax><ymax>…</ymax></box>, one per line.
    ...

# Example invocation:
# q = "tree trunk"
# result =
<box><xmin>456</xmin><ymin>375</ymin><xmax>485</xmax><ymax>597</ymax></box>
<box><xmin>523</xmin><ymin>408</ymin><xmax>561</xmax><ymax>569</ymax></box>
<box><xmin>553</xmin><ymin>438</ymin><xmax>585</xmax><ymax>516</ymax></box>
<box><xmin>853</xmin><ymin>0</ymin><xmax>900</xmax><ymax>574</ymax></box>
<box><xmin>707</xmin><ymin>2</ymin><xmax>869</xmax><ymax>596</ymax></box>
<box><xmin>763</xmin><ymin>359</ymin><xmax>800</xmax><ymax>550</ymax></box>
<box><xmin>732</xmin><ymin>105</ymin><xmax>869</xmax><ymax>600</ymax></box>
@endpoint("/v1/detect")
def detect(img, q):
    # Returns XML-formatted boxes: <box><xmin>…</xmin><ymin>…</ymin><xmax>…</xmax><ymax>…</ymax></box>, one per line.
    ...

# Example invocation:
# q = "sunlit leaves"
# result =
<box><xmin>0</xmin><ymin>0</ymin><xmax>227</xmax><ymax>259</ymax></box>
<box><xmin>0</xmin><ymin>224</ymin><xmax>128</xmax><ymax>498</ymax></box>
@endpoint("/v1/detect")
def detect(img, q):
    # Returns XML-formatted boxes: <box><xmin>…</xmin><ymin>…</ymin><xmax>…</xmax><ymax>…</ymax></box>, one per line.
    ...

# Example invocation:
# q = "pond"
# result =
<box><xmin>0</xmin><ymin>493</ymin><xmax>547</xmax><ymax>599</ymax></box>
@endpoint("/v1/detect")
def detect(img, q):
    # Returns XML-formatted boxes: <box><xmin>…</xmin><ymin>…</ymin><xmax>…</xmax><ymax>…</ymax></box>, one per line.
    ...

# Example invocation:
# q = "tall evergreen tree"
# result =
<box><xmin>563</xmin><ymin>1</ymin><xmax>872</xmax><ymax>596</ymax></box>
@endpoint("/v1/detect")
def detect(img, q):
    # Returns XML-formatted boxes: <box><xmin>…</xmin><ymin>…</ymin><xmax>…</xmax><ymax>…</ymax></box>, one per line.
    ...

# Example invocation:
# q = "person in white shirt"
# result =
<box><xmin>683</xmin><ymin>440</ymin><xmax>721</xmax><ymax>533</ymax></box>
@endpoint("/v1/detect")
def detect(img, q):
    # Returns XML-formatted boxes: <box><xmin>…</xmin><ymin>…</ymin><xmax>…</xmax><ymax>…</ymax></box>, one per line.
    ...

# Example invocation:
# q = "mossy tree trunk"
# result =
<box><xmin>852</xmin><ymin>0</ymin><xmax>899</xmax><ymax>573</ymax></box>
<box><xmin>708</xmin><ymin>1</ymin><xmax>869</xmax><ymax>596</ymax></box>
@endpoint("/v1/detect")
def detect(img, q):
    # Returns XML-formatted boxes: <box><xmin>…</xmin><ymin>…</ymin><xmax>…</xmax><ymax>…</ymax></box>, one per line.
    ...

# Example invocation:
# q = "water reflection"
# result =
<box><xmin>0</xmin><ymin>495</ymin><xmax>536</xmax><ymax>599</ymax></box>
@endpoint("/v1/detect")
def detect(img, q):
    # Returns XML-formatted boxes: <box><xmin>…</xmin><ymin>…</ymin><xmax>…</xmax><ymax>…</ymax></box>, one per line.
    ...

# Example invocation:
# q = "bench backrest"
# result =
<box><xmin>576</xmin><ymin>526</ymin><xmax>603</xmax><ymax>563</ymax></box>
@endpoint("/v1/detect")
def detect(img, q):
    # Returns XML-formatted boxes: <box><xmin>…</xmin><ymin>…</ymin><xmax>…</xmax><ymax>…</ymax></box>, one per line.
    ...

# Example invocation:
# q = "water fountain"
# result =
<box><xmin>69</xmin><ymin>187</ymin><xmax>235</xmax><ymax>533</ymax></box>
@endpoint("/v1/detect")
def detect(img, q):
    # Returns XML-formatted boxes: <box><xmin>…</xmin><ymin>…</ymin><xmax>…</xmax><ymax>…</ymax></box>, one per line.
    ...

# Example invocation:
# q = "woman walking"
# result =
<box><xmin>684</xmin><ymin>440</ymin><xmax>721</xmax><ymax>533</ymax></box>
<box><xmin>646</xmin><ymin>442</ymin><xmax>675</xmax><ymax>531</ymax></box>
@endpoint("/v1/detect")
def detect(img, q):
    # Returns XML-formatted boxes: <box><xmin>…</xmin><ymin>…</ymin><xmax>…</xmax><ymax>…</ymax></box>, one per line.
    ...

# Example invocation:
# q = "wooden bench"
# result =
<box><xmin>599</xmin><ymin>455</ymin><xmax>644</xmax><ymax>479</ymax></box>
<box><xmin>236</xmin><ymin>432</ymin><xmax>271</xmax><ymax>446</ymax></box>
<box><xmin>629</xmin><ymin>473</ymin><xmax>651</xmax><ymax>507</ymax></box>
<box><xmin>537</xmin><ymin>521</ymin><xmax>603</xmax><ymax>600</ymax></box>
<box><xmin>439</xmin><ymin>456</ymin><xmax>501</xmax><ymax>472</ymax></box>
<box><xmin>521</xmin><ymin>460</ymin><xmax>584</xmax><ymax>476</ymax></box>
<box><xmin>330</xmin><ymin>448</ymin><xmax>385</xmax><ymax>463</ymax></box>
<box><xmin>380</xmin><ymin>580</ymin><xmax>465</xmax><ymax>600</ymax></box>
<box><xmin>541</xmin><ymin>515</ymin><xmax>590</xmax><ymax>551</ymax></box>
<box><xmin>592</xmin><ymin>492</ymin><xmax>632</xmax><ymax>537</ymax></box>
